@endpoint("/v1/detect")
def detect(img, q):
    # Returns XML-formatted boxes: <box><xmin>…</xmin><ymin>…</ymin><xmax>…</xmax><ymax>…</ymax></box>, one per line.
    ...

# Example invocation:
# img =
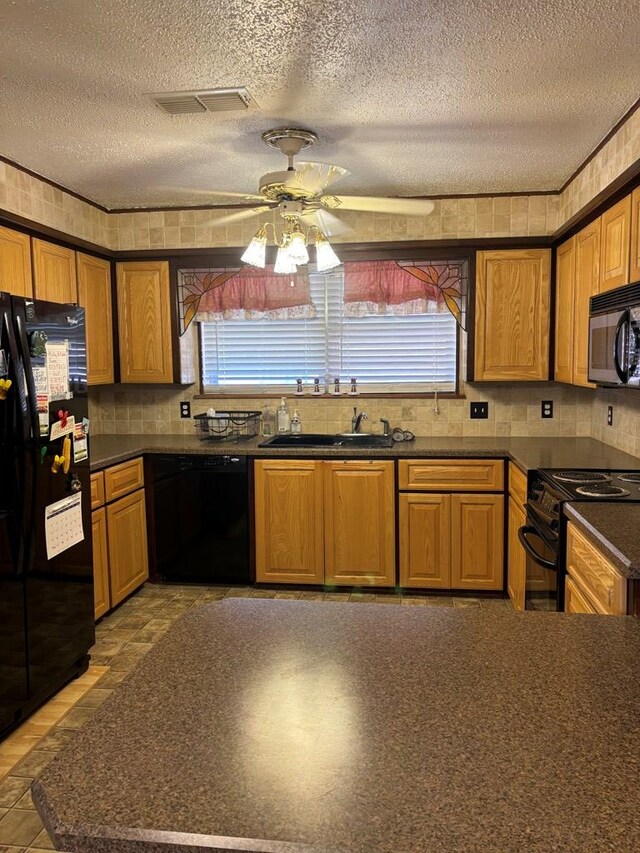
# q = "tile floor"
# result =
<box><xmin>0</xmin><ymin>582</ymin><xmax>511</xmax><ymax>851</ymax></box>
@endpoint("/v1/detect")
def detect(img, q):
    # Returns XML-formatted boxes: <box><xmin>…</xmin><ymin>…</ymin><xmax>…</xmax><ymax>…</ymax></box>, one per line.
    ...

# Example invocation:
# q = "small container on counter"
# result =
<box><xmin>291</xmin><ymin>409</ymin><xmax>302</xmax><ymax>434</ymax></box>
<box><xmin>261</xmin><ymin>406</ymin><xmax>275</xmax><ymax>436</ymax></box>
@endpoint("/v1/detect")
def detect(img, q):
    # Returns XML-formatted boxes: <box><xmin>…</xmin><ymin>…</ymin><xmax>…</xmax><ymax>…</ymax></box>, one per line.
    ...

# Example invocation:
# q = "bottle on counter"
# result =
<box><xmin>277</xmin><ymin>397</ymin><xmax>291</xmax><ymax>433</ymax></box>
<box><xmin>291</xmin><ymin>409</ymin><xmax>302</xmax><ymax>434</ymax></box>
<box><xmin>261</xmin><ymin>405</ymin><xmax>275</xmax><ymax>436</ymax></box>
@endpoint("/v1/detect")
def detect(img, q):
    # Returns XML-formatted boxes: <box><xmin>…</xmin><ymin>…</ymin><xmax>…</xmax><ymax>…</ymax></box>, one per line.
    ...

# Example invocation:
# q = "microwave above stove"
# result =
<box><xmin>589</xmin><ymin>281</ymin><xmax>640</xmax><ymax>387</ymax></box>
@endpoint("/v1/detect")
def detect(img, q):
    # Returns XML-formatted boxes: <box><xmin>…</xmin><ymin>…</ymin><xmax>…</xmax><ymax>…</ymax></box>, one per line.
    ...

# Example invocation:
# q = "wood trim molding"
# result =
<box><xmin>0</xmin><ymin>154</ymin><xmax>110</xmax><ymax>212</ymax></box>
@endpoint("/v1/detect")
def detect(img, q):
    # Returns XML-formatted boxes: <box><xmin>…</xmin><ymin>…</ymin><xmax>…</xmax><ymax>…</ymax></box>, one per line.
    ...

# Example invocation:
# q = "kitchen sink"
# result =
<box><xmin>259</xmin><ymin>433</ymin><xmax>394</xmax><ymax>448</ymax></box>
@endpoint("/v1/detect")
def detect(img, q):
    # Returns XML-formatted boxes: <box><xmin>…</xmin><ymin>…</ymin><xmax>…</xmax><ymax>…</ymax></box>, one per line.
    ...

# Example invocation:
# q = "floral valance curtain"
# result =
<box><xmin>343</xmin><ymin>260</ymin><xmax>467</xmax><ymax>328</ymax></box>
<box><xmin>178</xmin><ymin>267</ymin><xmax>315</xmax><ymax>331</ymax></box>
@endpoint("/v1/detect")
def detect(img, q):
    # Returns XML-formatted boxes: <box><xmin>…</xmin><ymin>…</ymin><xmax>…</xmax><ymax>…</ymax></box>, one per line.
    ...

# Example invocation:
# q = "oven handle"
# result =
<box><xmin>518</xmin><ymin>526</ymin><xmax>558</xmax><ymax>571</ymax></box>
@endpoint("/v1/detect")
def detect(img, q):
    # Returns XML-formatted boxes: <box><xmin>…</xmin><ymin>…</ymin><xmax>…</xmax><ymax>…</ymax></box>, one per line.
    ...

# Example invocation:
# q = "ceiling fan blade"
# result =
<box><xmin>321</xmin><ymin>195</ymin><xmax>435</xmax><ymax>216</ymax></box>
<box><xmin>300</xmin><ymin>208</ymin><xmax>352</xmax><ymax>238</ymax></box>
<box><xmin>206</xmin><ymin>190</ymin><xmax>267</xmax><ymax>202</ymax></box>
<box><xmin>284</xmin><ymin>162</ymin><xmax>349</xmax><ymax>197</ymax></box>
<box><xmin>211</xmin><ymin>206</ymin><xmax>275</xmax><ymax>227</ymax></box>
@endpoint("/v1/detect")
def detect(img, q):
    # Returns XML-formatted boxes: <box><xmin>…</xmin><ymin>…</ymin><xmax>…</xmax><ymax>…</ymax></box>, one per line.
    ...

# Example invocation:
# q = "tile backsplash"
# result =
<box><xmin>591</xmin><ymin>388</ymin><xmax>640</xmax><ymax>457</ymax></box>
<box><xmin>88</xmin><ymin>382</ymin><xmax>594</xmax><ymax>441</ymax></box>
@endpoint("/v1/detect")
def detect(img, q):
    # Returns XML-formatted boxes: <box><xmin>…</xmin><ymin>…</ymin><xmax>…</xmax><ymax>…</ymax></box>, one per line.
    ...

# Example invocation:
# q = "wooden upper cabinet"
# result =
<box><xmin>254</xmin><ymin>460</ymin><xmax>324</xmax><ymax>585</ymax></box>
<box><xmin>573</xmin><ymin>220</ymin><xmax>600</xmax><ymax>387</ymax></box>
<box><xmin>324</xmin><ymin>461</ymin><xmax>395</xmax><ymax>587</ymax></box>
<box><xmin>599</xmin><ymin>195</ymin><xmax>631</xmax><ymax>292</ymax></box>
<box><xmin>474</xmin><ymin>249</ymin><xmax>551</xmax><ymax>381</ymax></box>
<box><xmin>631</xmin><ymin>186</ymin><xmax>640</xmax><ymax>283</ymax></box>
<box><xmin>0</xmin><ymin>225</ymin><xmax>32</xmax><ymax>297</ymax></box>
<box><xmin>77</xmin><ymin>252</ymin><xmax>114</xmax><ymax>385</ymax></box>
<box><xmin>116</xmin><ymin>261</ymin><xmax>173</xmax><ymax>383</ymax></box>
<box><xmin>554</xmin><ymin>237</ymin><xmax>575</xmax><ymax>384</ymax></box>
<box><xmin>32</xmin><ymin>238</ymin><xmax>77</xmax><ymax>303</ymax></box>
<box><xmin>450</xmin><ymin>493</ymin><xmax>504</xmax><ymax>590</ymax></box>
<box><xmin>399</xmin><ymin>493</ymin><xmax>451</xmax><ymax>589</ymax></box>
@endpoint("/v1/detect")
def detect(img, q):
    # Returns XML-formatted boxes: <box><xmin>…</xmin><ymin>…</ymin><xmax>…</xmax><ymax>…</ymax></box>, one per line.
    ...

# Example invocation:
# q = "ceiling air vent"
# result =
<box><xmin>151</xmin><ymin>87</ymin><xmax>254</xmax><ymax>116</ymax></box>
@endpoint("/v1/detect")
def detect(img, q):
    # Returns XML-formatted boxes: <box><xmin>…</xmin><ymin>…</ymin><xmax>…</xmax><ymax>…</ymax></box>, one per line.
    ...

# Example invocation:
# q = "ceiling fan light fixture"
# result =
<box><xmin>315</xmin><ymin>233</ymin><xmax>341</xmax><ymax>272</ymax></box>
<box><xmin>240</xmin><ymin>226</ymin><xmax>267</xmax><ymax>268</ymax></box>
<box><xmin>287</xmin><ymin>227</ymin><xmax>309</xmax><ymax>265</ymax></box>
<box><xmin>274</xmin><ymin>244</ymin><xmax>298</xmax><ymax>275</ymax></box>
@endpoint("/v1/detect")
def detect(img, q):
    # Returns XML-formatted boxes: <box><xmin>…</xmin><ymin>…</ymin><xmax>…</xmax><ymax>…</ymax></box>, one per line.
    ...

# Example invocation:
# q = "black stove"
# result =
<box><xmin>521</xmin><ymin>467</ymin><xmax>640</xmax><ymax>612</ymax></box>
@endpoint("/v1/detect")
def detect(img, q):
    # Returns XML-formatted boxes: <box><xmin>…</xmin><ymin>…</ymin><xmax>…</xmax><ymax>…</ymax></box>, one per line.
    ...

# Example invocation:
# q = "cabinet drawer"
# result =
<box><xmin>398</xmin><ymin>459</ymin><xmax>504</xmax><ymax>492</ymax></box>
<box><xmin>508</xmin><ymin>463</ymin><xmax>527</xmax><ymax>508</ymax></box>
<box><xmin>565</xmin><ymin>575</ymin><xmax>597</xmax><ymax>615</ymax></box>
<box><xmin>104</xmin><ymin>457</ymin><xmax>144</xmax><ymax>502</ymax></box>
<box><xmin>90</xmin><ymin>472</ymin><xmax>105</xmax><ymax>510</ymax></box>
<box><xmin>566</xmin><ymin>522</ymin><xmax>627</xmax><ymax>615</ymax></box>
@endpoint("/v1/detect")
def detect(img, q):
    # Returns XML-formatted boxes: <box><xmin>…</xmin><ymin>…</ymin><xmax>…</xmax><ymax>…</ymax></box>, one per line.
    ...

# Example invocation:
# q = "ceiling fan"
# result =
<box><xmin>206</xmin><ymin>128</ymin><xmax>435</xmax><ymax>273</ymax></box>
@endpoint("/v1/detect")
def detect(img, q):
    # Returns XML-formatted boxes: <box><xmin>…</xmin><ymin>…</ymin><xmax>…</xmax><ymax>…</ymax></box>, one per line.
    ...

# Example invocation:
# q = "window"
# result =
<box><xmin>199</xmin><ymin>267</ymin><xmax>458</xmax><ymax>394</ymax></box>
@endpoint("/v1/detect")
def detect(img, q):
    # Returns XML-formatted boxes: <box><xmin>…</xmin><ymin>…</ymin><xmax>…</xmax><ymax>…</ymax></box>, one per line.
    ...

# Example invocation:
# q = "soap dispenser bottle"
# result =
<box><xmin>277</xmin><ymin>397</ymin><xmax>291</xmax><ymax>433</ymax></box>
<box><xmin>291</xmin><ymin>409</ymin><xmax>302</xmax><ymax>434</ymax></box>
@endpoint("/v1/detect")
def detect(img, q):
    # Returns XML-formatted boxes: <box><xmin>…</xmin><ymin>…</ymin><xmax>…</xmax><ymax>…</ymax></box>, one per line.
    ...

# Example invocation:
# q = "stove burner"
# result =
<box><xmin>575</xmin><ymin>484</ymin><xmax>630</xmax><ymax>497</ymax></box>
<box><xmin>618</xmin><ymin>472</ymin><xmax>640</xmax><ymax>483</ymax></box>
<box><xmin>552</xmin><ymin>471</ymin><xmax>611</xmax><ymax>484</ymax></box>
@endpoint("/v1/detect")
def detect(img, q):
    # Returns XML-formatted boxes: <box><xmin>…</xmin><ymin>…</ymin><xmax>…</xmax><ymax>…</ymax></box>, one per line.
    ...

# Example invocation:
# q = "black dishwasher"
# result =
<box><xmin>145</xmin><ymin>455</ymin><xmax>251</xmax><ymax>585</ymax></box>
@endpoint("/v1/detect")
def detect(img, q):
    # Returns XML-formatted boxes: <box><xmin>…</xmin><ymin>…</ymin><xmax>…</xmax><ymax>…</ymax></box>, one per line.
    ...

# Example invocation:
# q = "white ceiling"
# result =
<box><xmin>1</xmin><ymin>0</ymin><xmax>639</xmax><ymax>210</ymax></box>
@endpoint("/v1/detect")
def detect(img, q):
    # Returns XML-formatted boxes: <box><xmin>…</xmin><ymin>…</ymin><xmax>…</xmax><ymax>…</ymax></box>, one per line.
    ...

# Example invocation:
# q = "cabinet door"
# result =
<box><xmin>565</xmin><ymin>576</ymin><xmax>597</xmax><ymax>614</ymax></box>
<box><xmin>324</xmin><ymin>461</ymin><xmax>395</xmax><ymax>587</ymax></box>
<box><xmin>474</xmin><ymin>249</ymin><xmax>550</xmax><ymax>380</ymax></box>
<box><xmin>0</xmin><ymin>225</ymin><xmax>32</xmax><ymax>297</ymax></box>
<box><xmin>92</xmin><ymin>507</ymin><xmax>110</xmax><ymax>620</ymax></box>
<box><xmin>573</xmin><ymin>220</ymin><xmax>600</xmax><ymax>387</ymax></box>
<box><xmin>32</xmin><ymin>238</ymin><xmax>77</xmax><ymax>303</ymax></box>
<box><xmin>254</xmin><ymin>460</ymin><xmax>324</xmax><ymax>584</ymax></box>
<box><xmin>107</xmin><ymin>489</ymin><xmax>149</xmax><ymax>607</ymax></box>
<box><xmin>77</xmin><ymin>252</ymin><xmax>114</xmax><ymax>385</ymax></box>
<box><xmin>507</xmin><ymin>496</ymin><xmax>526</xmax><ymax>612</ymax></box>
<box><xmin>553</xmin><ymin>237</ymin><xmax>575</xmax><ymax>383</ymax></box>
<box><xmin>399</xmin><ymin>493</ymin><xmax>450</xmax><ymax>589</ymax></box>
<box><xmin>599</xmin><ymin>195</ymin><xmax>631</xmax><ymax>292</ymax></box>
<box><xmin>116</xmin><ymin>261</ymin><xmax>173</xmax><ymax>383</ymax></box>
<box><xmin>631</xmin><ymin>187</ymin><xmax>640</xmax><ymax>283</ymax></box>
<box><xmin>451</xmin><ymin>494</ymin><xmax>504</xmax><ymax>590</ymax></box>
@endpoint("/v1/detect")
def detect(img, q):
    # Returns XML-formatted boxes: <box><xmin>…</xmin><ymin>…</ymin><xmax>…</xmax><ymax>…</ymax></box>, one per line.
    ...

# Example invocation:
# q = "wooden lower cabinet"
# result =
<box><xmin>324</xmin><ymin>461</ymin><xmax>395</xmax><ymax>586</ymax></box>
<box><xmin>507</xmin><ymin>496</ymin><xmax>526</xmax><ymax>612</ymax></box>
<box><xmin>399</xmin><ymin>492</ymin><xmax>504</xmax><ymax>591</ymax></box>
<box><xmin>450</xmin><ymin>494</ymin><xmax>504</xmax><ymax>590</ymax></box>
<box><xmin>254</xmin><ymin>460</ymin><xmax>324</xmax><ymax>584</ymax></box>
<box><xmin>91</xmin><ymin>507</ymin><xmax>110</xmax><ymax>620</ymax></box>
<box><xmin>106</xmin><ymin>488</ymin><xmax>149</xmax><ymax>607</ymax></box>
<box><xmin>399</xmin><ymin>494</ymin><xmax>451</xmax><ymax>588</ymax></box>
<box><xmin>565</xmin><ymin>576</ymin><xmax>597</xmax><ymax>614</ymax></box>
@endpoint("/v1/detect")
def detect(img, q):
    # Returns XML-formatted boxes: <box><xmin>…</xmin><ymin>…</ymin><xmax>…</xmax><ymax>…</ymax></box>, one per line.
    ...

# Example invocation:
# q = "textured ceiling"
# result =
<box><xmin>1</xmin><ymin>0</ymin><xmax>639</xmax><ymax>209</ymax></box>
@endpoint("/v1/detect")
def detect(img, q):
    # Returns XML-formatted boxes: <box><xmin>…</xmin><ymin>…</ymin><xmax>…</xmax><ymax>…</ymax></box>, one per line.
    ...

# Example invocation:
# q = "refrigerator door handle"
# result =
<box><xmin>14</xmin><ymin>311</ymin><xmax>39</xmax><ymax>441</ymax></box>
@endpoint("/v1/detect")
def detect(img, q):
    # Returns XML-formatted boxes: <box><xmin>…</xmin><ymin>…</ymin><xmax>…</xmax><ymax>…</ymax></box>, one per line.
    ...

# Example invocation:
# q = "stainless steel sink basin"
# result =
<box><xmin>258</xmin><ymin>433</ymin><xmax>394</xmax><ymax>448</ymax></box>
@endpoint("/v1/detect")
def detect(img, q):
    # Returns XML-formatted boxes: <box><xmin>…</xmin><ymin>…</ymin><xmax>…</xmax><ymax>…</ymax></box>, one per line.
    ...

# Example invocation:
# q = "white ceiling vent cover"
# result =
<box><xmin>152</xmin><ymin>88</ymin><xmax>254</xmax><ymax>115</ymax></box>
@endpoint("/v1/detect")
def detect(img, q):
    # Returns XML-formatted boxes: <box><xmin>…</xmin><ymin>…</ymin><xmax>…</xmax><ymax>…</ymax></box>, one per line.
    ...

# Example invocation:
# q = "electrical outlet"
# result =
<box><xmin>180</xmin><ymin>401</ymin><xmax>191</xmax><ymax>419</ymax></box>
<box><xmin>470</xmin><ymin>402</ymin><xmax>488</xmax><ymax>419</ymax></box>
<box><xmin>541</xmin><ymin>400</ymin><xmax>553</xmax><ymax>419</ymax></box>
<box><xmin>607</xmin><ymin>405</ymin><xmax>614</xmax><ymax>426</ymax></box>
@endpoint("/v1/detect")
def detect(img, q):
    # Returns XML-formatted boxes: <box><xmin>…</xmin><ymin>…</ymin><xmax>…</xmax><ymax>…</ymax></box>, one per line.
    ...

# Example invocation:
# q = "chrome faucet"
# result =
<box><xmin>351</xmin><ymin>407</ymin><xmax>368</xmax><ymax>433</ymax></box>
<box><xmin>380</xmin><ymin>418</ymin><xmax>390</xmax><ymax>436</ymax></box>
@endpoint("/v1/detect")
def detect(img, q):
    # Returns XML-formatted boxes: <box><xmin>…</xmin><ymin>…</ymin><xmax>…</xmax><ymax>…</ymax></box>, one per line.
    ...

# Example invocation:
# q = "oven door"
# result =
<box><xmin>588</xmin><ymin>308</ymin><xmax>631</xmax><ymax>386</ymax></box>
<box><xmin>519</xmin><ymin>513</ymin><xmax>560</xmax><ymax>612</ymax></box>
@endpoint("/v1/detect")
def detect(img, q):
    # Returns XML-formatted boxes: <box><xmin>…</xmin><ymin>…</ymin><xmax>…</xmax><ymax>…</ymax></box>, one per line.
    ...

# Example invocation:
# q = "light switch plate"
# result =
<box><xmin>607</xmin><ymin>405</ymin><xmax>613</xmax><ymax>426</ymax></box>
<box><xmin>541</xmin><ymin>400</ymin><xmax>553</xmax><ymax>418</ymax></box>
<box><xmin>180</xmin><ymin>401</ymin><xmax>191</xmax><ymax>419</ymax></box>
<box><xmin>470</xmin><ymin>402</ymin><xmax>488</xmax><ymax>419</ymax></box>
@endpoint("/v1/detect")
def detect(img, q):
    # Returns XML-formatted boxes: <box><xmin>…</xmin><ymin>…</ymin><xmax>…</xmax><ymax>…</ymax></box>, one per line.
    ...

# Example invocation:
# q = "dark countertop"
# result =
<box><xmin>34</xmin><ymin>600</ymin><xmax>640</xmax><ymax>853</ymax></box>
<box><xmin>564</xmin><ymin>501</ymin><xmax>640</xmax><ymax>579</ymax></box>
<box><xmin>89</xmin><ymin>433</ymin><xmax>640</xmax><ymax>474</ymax></box>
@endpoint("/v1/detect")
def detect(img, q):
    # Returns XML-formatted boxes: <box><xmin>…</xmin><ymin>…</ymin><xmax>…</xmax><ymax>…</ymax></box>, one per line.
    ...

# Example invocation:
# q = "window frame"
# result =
<box><xmin>170</xmin><ymin>244</ymin><xmax>472</xmax><ymax>399</ymax></box>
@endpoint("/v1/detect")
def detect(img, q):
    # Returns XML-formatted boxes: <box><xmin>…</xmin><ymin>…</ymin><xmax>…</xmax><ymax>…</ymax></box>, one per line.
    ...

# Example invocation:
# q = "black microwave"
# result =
<box><xmin>589</xmin><ymin>282</ymin><xmax>640</xmax><ymax>387</ymax></box>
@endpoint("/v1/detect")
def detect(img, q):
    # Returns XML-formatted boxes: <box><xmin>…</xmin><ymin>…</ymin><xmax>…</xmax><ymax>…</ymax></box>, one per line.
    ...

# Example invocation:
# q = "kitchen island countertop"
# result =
<box><xmin>34</xmin><ymin>599</ymin><xmax>640</xmax><ymax>852</ymax></box>
<box><xmin>565</xmin><ymin>501</ymin><xmax>640</xmax><ymax>579</ymax></box>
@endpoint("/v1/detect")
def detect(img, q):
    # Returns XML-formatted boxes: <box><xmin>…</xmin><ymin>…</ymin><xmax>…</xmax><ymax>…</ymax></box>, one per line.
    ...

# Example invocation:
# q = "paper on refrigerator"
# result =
<box><xmin>45</xmin><ymin>493</ymin><xmax>84</xmax><ymax>559</ymax></box>
<box><xmin>45</xmin><ymin>340</ymin><xmax>71</xmax><ymax>402</ymax></box>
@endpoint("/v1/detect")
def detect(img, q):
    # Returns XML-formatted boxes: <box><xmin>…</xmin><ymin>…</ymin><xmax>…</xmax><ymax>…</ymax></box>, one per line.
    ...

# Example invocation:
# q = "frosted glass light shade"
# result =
<box><xmin>240</xmin><ymin>229</ymin><xmax>267</xmax><ymax>268</ymax></box>
<box><xmin>315</xmin><ymin>235</ymin><xmax>341</xmax><ymax>271</ymax></box>
<box><xmin>274</xmin><ymin>245</ymin><xmax>297</xmax><ymax>274</ymax></box>
<box><xmin>288</xmin><ymin>230</ymin><xmax>309</xmax><ymax>264</ymax></box>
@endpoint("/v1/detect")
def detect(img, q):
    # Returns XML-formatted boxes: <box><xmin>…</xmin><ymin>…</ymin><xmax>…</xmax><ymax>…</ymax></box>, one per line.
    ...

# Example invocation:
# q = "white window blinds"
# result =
<box><xmin>200</xmin><ymin>268</ymin><xmax>457</xmax><ymax>394</ymax></box>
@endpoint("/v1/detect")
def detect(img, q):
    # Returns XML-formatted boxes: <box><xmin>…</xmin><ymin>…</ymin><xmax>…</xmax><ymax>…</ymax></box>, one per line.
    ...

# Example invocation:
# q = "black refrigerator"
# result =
<box><xmin>0</xmin><ymin>292</ymin><xmax>95</xmax><ymax>739</ymax></box>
